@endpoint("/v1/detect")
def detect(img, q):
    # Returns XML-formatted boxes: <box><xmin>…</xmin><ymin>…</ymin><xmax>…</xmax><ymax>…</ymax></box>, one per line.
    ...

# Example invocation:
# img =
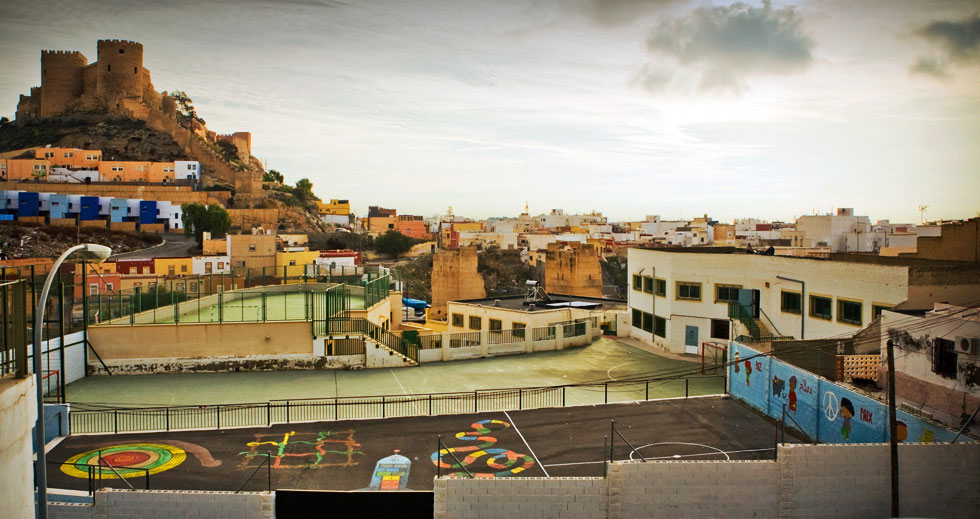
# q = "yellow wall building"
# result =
<box><xmin>154</xmin><ymin>257</ymin><xmax>193</xmax><ymax>277</ymax></box>
<box><xmin>276</xmin><ymin>250</ymin><xmax>320</xmax><ymax>279</ymax></box>
<box><xmin>317</xmin><ymin>199</ymin><xmax>351</xmax><ymax>216</ymax></box>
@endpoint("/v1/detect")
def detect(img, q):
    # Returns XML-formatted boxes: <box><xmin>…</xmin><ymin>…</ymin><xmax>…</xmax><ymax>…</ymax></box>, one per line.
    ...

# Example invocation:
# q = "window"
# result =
<box><xmin>289</xmin><ymin>260</ymin><xmax>296</xmax><ymax>266</ymax></box>
<box><xmin>655</xmin><ymin>278</ymin><xmax>667</xmax><ymax>297</ymax></box>
<box><xmin>217</xmin><ymin>262</ymin><xmax>224</xmax><ymax>269</ymax></box>
<box><xmin>180</xmin><ymin>265</ymin><xmax>188</xmax><ymax>273</ymax></box>
<box><xmin>715</xmin><ymin>284</ymin><xmax>741</xmax><ymax>303</ymax></box>
<box><xmin>249</xmin><ymin>244</ymin><xmax>256</xmax><ymax>252</ymax></box>
<box><xmin>513</xmin><ymin>322</ymin><xmax>526</xmax><ymax>339</ymax></box>
<box><xmin>168</xmin><ymin>265</ymin><xmax>175</xmax><ymax>276</ymax></box>
<box><xmin>136</xmin><ymin>165</ymin><xmax>147</xmax><ymax>172</ymax></box>
<box><xmin>205</xmin><ymin>262</ymin><xmax>213</xmax><ymax>274</ymax></box>
<box><xmin>809</xmin><ymin>295</ymin><xmax>832</xmax><ymax>320</ymax></box>
<box><xmin>641</xmin><ymin>276</ymin><xmax>653</xmax><ymax>293</ymax></box>
<box><xmin>104</xmin><ymin>283</ymin><xmax>113</xmax><ymax>292</ymax></box>
<box><xmin>489</xmin><ymin>319</ymin><xmax>502</xmax><ymax>331</ymax></box>
<box><xmin>641</xmin><ymin>312</ymin><xmax>653</xmax><ymax>333</ymax></box>
<box><xmin>133</xmin><ymin>282</ymin><xmax>142</xmax><ymax>288</ymax></box>
<box><xmin>632</xmin><ymin>309</ymin><xmax>642</xmax><ymax>328</ymax></box>
<box><xmin>837</xmin><ymin>299</ymin><xmax>863</xmax><ymax>326</ymax></box>
<box><xmin>872</xmin><ymin>304</ymin><xmax>891</xmax><ymax>319</ymax></box>
<box><xmin>932</xmin><ymin>338</ymin><xmax>957</xmax><ymax>379</ymax></box>
<box><xmin>781</xmin><ymin>291</ymin><xmax>802</xmax><ymax>314</ymax></box>
<box><xmin>676</xmin><ymin>282</ymin><xmax>701</xmax><ymax>301</ymax></box>
<box><xmin>190</xmin><ymin>283</ymin><xmax>198</xmax><ymax>292</ymax></box>
<box><xmin>710</xmin><ymin>319</ymin><xmax>729</xmax><ymax>340</ymax></box>
<box><xmin>452</xmin><ymin>313</ymin><xmax>464</xmax><ymax>327</ymax></box>
<box><xmin>632</xmin><ymin>275</ymin><xmax>643</xmax><ymax>291</ymax></box>
<box><xmin>235</xmin><ymin>261</ymin><xmax>245</xmax><ymax>268</ymax></box>
<box><xmin>654</xmin><ymin>316</ymin><xmax>666</xmax><ymax>338</ymax></box>
<box><xmin>89</xmin><ymin>283</ymin><xmax>99</xmax><ymax>295</ymax></box>
<box><xmin>468</xmin><ymin>316</ymin><xmax>482</xmax><ymax>330</ymax></box>
<box><xmin>176</xmin><ymin>283</ymin><xmax>185</xmax><ymax>291</ymax></box>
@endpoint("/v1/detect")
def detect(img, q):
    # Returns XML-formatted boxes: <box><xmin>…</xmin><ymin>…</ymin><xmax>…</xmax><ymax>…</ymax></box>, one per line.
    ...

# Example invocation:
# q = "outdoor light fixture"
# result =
<box><xmin>33</xmin><ymin>243</ymin><xmax>112</xmax><ymax>519</ymax></box>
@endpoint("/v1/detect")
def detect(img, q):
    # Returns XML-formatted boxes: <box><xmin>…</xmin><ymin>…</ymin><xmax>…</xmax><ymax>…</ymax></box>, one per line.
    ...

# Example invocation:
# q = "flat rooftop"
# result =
<box><xmin>634</xmin><ymin>246</ymin><xmax>979</xmax><ymax>268</ymax></box>
<box><xmin>454</xmin><ymin>294</ymin><xmax>627</xmax><ymax>312</ymax></box>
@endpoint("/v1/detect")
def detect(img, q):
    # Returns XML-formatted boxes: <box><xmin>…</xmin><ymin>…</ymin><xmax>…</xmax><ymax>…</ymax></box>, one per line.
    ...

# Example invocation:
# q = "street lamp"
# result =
<box><xmin>34</xmin><ymin>243</ymin><xmax>111</xmax><ymax>519</ymax></box>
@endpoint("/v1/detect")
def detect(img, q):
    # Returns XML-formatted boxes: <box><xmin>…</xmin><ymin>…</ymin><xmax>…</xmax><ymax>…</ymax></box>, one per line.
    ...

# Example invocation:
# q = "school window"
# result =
<box><xmin>133</xmin><ymin>282</ymin><xmax>142</xmax><ymax>288</ymax></box>
<box><xmin>632</xmin><ymin>309</ymin><xmax>642</xmax><ymax>328</ymax></box>
<box><xmin>190</xmin><ymin>283</ymin><xmax>198</xmax><ymax>292</ymax></box>
<box><xmin>781</xmin><ymin>291</ymin><xmax>802</xmax><ymax>314</ymax></box>
<box><xmin>235</xmin><ymin>261</ymin><xmax>245</xmax><ymax>268</ymax></box>
<box><xmin>513</xmin><ymin>322</ymin><xmax>526</xmax><ymax>339</ymax></box>
<box><xmin>104</xmin><ymin>283</ymin><xmax>113</xmax><ymax>292</ymax></box>
<box><xmin>176</xmin><ymin>283</ymin><xmax>185</xmax><ymax>291</ymax></box>
<box><xmin>468</xmin><ymin>316</ymin><xmax>482</xmax><ymax>330</ymax></box>
<box><xmin>632</xmin><ymin>275</ymin><xmax>643</xmax><ymax>291</ymax></box>
<box><xmin>641</xmin><ymin>312</ymin><xmax>653</xmax><ymax>333</ymax></box>
<box><xmin>289</xmin><ymin>260</ymin><xmax>296</xmax><ymax>266</ymax></box>
<box><xmin>452</xmin><ymin>313</ymin><xmax>464</xmax><ymax>327</ymax></box>
<box><xmin>217</xmin><ymin>262</ymin><xmax>224</xmax><ymax>269</ymax></box>
<box><xmin>643</xmin><ymin>276</ymin><xmax>654</xmax><ymax>293</ymax></box>
<box><xmin>89</xmin><ymin>284</ymin><xmax>99</xmax><ymax>295</ymax></box>
<box><xmin>676</xmin><ymin>282</ymin><xmax>701</xmax><ymax>301</ymax></box>
<box><xmin>932</xmin><ymin>338</ymin><xmax>957</xmax><ymax>379</ymax></box>
<box><xmin>872</xmin><ymin>304</ymin><xmax>891</xmax><ymax>319</ymax></box>
<box><xmin>837</xmin><ymin>299</ymin><xmax>863</xmax><ymax>326</ymax></box>
<box><xmin>654</xmin><ymin>316</ymin><xmax>666</xmax><ymax>338</ymax></box>
<box><xmin>715</xmin><ymin>284</ymin><xmax>741</xmax><ymax>303</ymax></box>
<box><xmin>655</xmin><ymin>278</ymin><xmax>667</xmax><ymax>297</ymax></box>
<box><xmin>489</xmin><ymin>319</ymin><xmax>502</xmax><ymax>331</ymax></box>
<box><xmin>809</xmin><ymin>295</ymin><xmax>832</xmax><ymax>320</ymax></box>
<box><xmin>710</xmin><ymin>319</ymin><xmax>729</xmax><ymax>340</ymax></box>
<box><xmin>136</xmin><ymin>165</ymin><xmax>147</xmax><ymax>172</ymax></box>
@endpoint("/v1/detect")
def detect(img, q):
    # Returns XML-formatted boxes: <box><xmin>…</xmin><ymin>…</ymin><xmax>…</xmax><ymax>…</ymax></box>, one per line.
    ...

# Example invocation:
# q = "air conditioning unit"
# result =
<box><xmin>955</xmin><ymin>336</ymin><xmax>980</xmax><ymax>355</ymax></box>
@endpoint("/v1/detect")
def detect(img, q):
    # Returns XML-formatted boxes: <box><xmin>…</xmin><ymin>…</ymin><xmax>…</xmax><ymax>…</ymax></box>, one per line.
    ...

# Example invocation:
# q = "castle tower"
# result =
<box><xmin>544</xmin><ymin>241</ymin><xmax>603</xmax><ymax>298</ymax></box>
<box><xmin>96</xmin><ymin>40</ymin><xmax>144</xmax><ymax>98</ymax></box>
<box><xmin>39</xmin><ymin>51</ymin><xmax>87</xmax><ymax>117</ymax></box>
<box><xmin>430</xmin><ymin>246</ymin><xmax>485</xmax><ymax>319</ymax></box>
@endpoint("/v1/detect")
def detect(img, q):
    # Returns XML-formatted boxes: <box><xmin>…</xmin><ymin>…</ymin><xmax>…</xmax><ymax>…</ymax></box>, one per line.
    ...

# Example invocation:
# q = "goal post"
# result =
<box><xmin>701</xmin><ymin>341</ymin><xmax>728</xmax><ymax>375</ymax></box>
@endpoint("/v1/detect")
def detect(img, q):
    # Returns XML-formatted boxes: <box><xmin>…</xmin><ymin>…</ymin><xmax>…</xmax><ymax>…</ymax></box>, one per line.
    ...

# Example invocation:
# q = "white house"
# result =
<box><xmin>174</xmin><ymin>161</ymin><xmax>201</xmax><ymax>182</ymax></box>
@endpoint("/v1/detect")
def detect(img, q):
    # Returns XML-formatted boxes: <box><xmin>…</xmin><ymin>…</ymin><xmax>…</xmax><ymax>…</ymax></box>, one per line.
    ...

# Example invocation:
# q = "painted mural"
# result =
<box><xmin>238</xmin><ymin>430</ymin><xmax>363</xmax><ymax>470</ymax></box>
<box><xmin>431</xmin><ymin>419</ymin><xmax>536</xmax><ymax>478</ymax></box>
<box><xmin>729</xmin><ymin>342</ymin><xmax>965</xmax><ymax>444</ymax></box>
<box><xmin>62</xmin><ymin>443</ymin><xmax>188</xmax><ymax>479</ymax></box>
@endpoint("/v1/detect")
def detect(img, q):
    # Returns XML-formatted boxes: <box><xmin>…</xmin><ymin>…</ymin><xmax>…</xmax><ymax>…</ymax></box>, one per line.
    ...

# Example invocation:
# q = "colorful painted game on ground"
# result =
<box><xmin>238</xmin><ymin>430</ymin><xmax>363</xmax><ymax>470</ymax></box>
<box><xmin>368</xmin><ymin>450</ymin><xmax>412</xmax><ymax>490</ymax></box>
<box><xmin>432</xmin><ymin>419</ymin><xmax>535</xmax><ymax>478</ymax></box>
<box><xmin>61</xmin><ymin>443</ymin><xmax>187</xmax><ymax>479</ymax></box>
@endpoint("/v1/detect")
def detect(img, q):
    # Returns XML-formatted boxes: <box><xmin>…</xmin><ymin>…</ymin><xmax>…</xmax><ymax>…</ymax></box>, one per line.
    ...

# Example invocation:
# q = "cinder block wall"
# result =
<box><xmin>433</xmin><ymin>443</ymin><xmax>980</xmax><ymax>519</ymax></box>
<box><xmin>49</xmin><ymin>489</ymin><xmax>274</xmax><ymax>519</ymax></box>
<box><xmin>434</xmin><ymin>477</ymin><xmax>607</xmax><ymax>519</ymax></box>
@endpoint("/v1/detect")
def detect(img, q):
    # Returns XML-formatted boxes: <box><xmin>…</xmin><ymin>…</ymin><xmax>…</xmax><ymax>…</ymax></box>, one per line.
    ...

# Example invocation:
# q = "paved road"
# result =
<box><xmin>110</xmin><ymin>233</ymin><xmax>198</xmax><ymax>260</ymax></box>
<box><xmin>48</xmin><ymin>396</ymin><xmax>796</xmax><ymax>492</ymax></box>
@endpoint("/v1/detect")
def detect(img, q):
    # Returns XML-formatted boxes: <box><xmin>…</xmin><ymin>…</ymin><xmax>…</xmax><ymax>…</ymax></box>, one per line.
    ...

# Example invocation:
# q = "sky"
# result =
<box><xmin>0</xmin><ymin>0</ymin><xmax>978</xmax><ymax>223</ymax></box>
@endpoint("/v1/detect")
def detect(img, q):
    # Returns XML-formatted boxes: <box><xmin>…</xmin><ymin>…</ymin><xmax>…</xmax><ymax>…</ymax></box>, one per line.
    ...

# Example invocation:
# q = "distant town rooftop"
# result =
<box><xmin>634</xmin><ymin>246</ymin><xmax>978</xmax><ymax>268</ymax></box>
<box><xmin>453</xmin><ymin>294</ymin><xmax>627</xmax><ymax>312</ymax></box>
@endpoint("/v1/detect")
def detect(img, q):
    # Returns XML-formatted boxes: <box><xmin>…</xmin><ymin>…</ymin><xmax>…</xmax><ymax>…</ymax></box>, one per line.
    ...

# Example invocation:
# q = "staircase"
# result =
<box><xmin>324</xmin><ymin>317</ymin><xmax>419</xmax><ymax>366</ymax></box>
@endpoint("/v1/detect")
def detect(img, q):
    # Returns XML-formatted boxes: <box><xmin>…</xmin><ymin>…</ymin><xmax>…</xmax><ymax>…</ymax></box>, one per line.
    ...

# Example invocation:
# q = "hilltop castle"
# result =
<box><xmin>14</xmin><ymin>39</ymin><xmax>261</xmax><ymax>206</ymax></box>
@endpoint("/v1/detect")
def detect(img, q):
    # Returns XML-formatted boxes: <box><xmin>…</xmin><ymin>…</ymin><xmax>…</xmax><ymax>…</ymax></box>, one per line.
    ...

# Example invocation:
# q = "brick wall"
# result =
<box><xmin>434</xmin><ymin>443</ymin><xmax>980</xmax><ymax>519</ymax></box>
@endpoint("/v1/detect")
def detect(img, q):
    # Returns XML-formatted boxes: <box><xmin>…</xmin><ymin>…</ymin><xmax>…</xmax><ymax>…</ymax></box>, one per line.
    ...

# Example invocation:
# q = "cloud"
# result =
<box><xmin>911</xmin><ymin>13</ymin><xmax>980</xmax><ymax>77</ymax></box>
<box><xmin>641</xmin><ymin>0</ymin><xmax>814</xmax><ymax>91</ymax></box>
<box><xmin>581</xmin><ymin>0</ymin><xmax>680</xmax><ymax>25</ymax></box>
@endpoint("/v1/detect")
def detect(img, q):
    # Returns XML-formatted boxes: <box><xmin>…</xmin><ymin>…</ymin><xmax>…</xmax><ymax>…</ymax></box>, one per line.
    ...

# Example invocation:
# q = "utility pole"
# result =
<box><xmin>887</xmin><ymin>339</ymin><xmax>900</xmax><ymax>517</ymax></box>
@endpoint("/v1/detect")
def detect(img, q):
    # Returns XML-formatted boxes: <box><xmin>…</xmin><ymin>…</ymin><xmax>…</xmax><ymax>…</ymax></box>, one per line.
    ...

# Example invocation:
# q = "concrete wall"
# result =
<box><xmin>89</xmin><ymin>321</ymin><xmax>312</xmax><ymax>360</ymax></box>
<box><xmin>48</xmin><ymin>489</ymin><xmax>273</xmax><ymax>519</ymax></box>
<box><xmin>0</xmin><ymin>375</ymin><xmax>36</xmax><ymax>519</ymax></box>
<box><xmin>434</xmin><ymin>443</ymin><xmax>980</xmax><ymax>519</ymax></box>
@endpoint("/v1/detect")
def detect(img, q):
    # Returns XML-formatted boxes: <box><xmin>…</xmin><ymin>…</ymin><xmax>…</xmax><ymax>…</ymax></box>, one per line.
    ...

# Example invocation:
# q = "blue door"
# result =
<box><xmin>685</xmin><ymin>325</ymin><xmax>699</xmax><ymax>355</ymax></box>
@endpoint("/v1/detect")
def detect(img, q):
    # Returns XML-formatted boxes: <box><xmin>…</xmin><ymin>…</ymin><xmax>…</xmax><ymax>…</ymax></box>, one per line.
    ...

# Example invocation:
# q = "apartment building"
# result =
<box><xmin>627</xmin><ymin>247</ymin><xmax>980</xmax><ymax>355</ymax></box>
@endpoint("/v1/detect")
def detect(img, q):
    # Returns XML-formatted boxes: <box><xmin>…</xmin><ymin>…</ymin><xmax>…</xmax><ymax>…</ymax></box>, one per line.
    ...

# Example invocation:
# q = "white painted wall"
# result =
<box><xmin>0</xmin><ymin>376</ymin><xmax>36</xmax><ymax>519</ymax></box>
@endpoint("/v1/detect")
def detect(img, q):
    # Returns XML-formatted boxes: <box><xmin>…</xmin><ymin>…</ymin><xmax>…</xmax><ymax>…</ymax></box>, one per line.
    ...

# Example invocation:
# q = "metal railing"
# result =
<box><xmin>322</xmin><ymin>317</ymin><xmax>418</xmax><ymax>364</ymax></box>
<box><xmin>67</xmin><ymin>374</ymin><xmax>725</xmax><ymax>434</ymax></box>
<box><xmin>532</xmin><ymin>326</ymin><xmax>556</xmax><ymax>341</ymax></box>
<box><xmin>728</xmin><ymin>302</ymin><xmax>760</xmax><ymax>339</ymax></box>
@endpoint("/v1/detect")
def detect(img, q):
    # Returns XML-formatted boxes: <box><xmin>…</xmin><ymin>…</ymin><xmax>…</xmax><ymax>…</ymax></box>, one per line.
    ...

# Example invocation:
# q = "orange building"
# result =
<box><xmin>396</xmin><ymin>215</ymin><xmax>428</xmax><ymax>239</ymax></box>
<box><xmin>31</xmin><ymin>147</ymin><xmax>102</xmax><ymax>169</ymax></box>
<box><xmin>2</xmin><ymin>158</ymin><xmax>50</xmax><ymax>181</ymax></box>
<box><xmin>98</xmin><ymin>161</ymin><xmax>176</xmax><ymax>182</ymax></box>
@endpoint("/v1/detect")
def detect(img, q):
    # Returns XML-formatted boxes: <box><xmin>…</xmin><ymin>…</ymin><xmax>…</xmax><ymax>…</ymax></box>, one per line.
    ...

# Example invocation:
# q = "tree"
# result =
<box><xmin>182</xmin><ymin>203</ymin><xmax>231</xmax><ymax>244</ymax></box>
<box><xmin>262</xmin><ymin>169</ymin><xmax>284</xmax><ymax>183</ymax></box>
<box><xmin>374</xmin><ymin>230</ymin><xmax>416</xmax><ymax>258</ymax></box>
<box><xmin>171</xmin><ymin>90</ymin><xmax>206</xmax><ymax>126</ymax></box>
<box><xmin>293</xmin><ymin>178</ymin><xmax>320</xmax><ymax>203</ymax></box>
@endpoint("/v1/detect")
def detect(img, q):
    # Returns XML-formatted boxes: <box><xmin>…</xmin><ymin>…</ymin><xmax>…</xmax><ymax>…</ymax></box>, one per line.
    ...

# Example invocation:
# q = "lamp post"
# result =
<box><xmin>34</xmin><ymin>244</ymin><xmax>111</xmax><ymax>519</ymax></box>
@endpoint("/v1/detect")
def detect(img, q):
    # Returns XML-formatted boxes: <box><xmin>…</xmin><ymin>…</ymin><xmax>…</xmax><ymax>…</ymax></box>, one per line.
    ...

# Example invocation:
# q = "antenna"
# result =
<box><xmin>917</xmin><ymin>205</ymin><xmax>928</xmax><ymax>224</ymax></box>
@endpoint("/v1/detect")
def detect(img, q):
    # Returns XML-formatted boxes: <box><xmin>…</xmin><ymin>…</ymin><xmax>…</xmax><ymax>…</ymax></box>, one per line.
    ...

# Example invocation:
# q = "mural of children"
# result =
<box><xmin>744</xmin><ymin>359</ymin><xmax>752</xmax><ymax>387</ymax></box>
<box><xmin>840</xmin><ymin>398</ymin><xmax>854</xmax><ymax>440</ymax></box>
<box><xmin>788</xmin><ymin>376</ymin><xmax>798</xmax><ymax>412</ymax></box>
<box><xmin>734</xmin><ymin>352</ymin><xmax>741</xmax><ymax>374</ymax></box>
<box><xmin>895</xmin><ymin>421</ymin><xmax>908</xmax><ymax>443</ymax></box>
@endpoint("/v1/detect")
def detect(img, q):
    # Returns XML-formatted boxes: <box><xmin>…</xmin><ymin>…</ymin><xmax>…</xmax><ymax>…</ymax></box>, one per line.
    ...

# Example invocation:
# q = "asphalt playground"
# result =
<box><xmin>47</xmin><ymin>396</ymin><xmax>796</xmax><ymax>493</ymax></box>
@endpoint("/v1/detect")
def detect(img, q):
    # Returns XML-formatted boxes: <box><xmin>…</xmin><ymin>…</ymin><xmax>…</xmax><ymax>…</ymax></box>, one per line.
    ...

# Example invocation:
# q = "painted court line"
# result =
<box><xmin>542</xmin><ymin>447</ymin><xmax>776</xmax><ymax>467</ymax></box>
<box><xmin>389</xmin><ymin>369</ymin><xmax>421</xmax><ymax>415</ymax></box>
<box><xmin>503</xmin><ymin>411</ymin><xmax>549</xmax><ymax>478</ymax></box>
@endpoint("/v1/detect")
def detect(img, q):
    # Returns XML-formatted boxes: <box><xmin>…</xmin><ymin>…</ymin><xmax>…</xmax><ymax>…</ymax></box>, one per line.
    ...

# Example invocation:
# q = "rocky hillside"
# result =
<box><xmin>0</xmin><ymin>222</ymin><xmax>161</xmax><ymax>259</ymax></box>
<box><xmin>0</xmin><ymin>116</ymin><xmax>186</xmax><ymax>162</ymax></box>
